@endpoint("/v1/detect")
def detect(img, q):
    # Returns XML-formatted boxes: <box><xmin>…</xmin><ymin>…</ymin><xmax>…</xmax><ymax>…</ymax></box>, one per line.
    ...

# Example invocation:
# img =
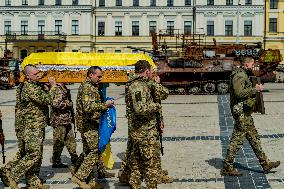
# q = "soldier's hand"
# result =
<box><xmin>154</xmin><ymin>76</ymin><xmax>160</xmax><ymax>83</ymax></box>
<box><xmin>0</xmin><ymin>132</ymin><xmax>5</xmax><ymax>146</ymax></box>
<box><xmin>256</xmin><ymin>84</ymin><xmax>264</xmax><ymax>92</ymax></box>
<box><xmin>105</xmin><ymin>99</ymin><xmax>114</xmax><ymax>108</ymax></box>
<box><xmin>48</xmin><ymin>77</ymin><xmax>57</xmax><ymax>87</ymax></box>
<box><xmin>160</xmin><ymin>122</ymin><xmax>165</xmax><ymax>133</ymax></box>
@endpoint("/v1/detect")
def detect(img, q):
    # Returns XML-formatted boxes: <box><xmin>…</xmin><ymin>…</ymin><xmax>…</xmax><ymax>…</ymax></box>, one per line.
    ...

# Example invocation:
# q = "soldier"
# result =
<box><xmin>5</xmin><ymin>65</ymin><xmax>57</xmax><ymax>189</ymax></box>
<box><xmin>222</xmin><ymin>57</ymin><xmax>280</xmax><ymax>176</ymax></box>
<box><xmin>118</xmin><ymin>74</ymin><xmax>173</xmax><ymax>184</ymax></box>
<box><xmin>125</xmin><ymin>60</ymin><xmax>162</xmax><ymax>189</ymax></box>
<box><xmin>72</xmin><ymin>66</ymin><xmax>114</xmax><ymax>189</ymax></box>
<box><xmin>50</xmin><ymin>83</ymin><xmax>78</xmax><ymax>168</ymax></box>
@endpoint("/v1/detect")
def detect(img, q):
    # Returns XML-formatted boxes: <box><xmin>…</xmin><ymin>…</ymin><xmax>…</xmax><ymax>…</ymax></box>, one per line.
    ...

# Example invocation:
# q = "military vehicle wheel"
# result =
<box><xmin>203</xmin><ymin>83</ymin><xmax>216</xmax><ymax>93</ymax></box>
<box><xmin>217</xmin><ymin>82</ymin><xmax>229</xmax><ymax>94</ymax></box>
<box><xmin>188</xmin><ymin>86</ymin><xmax>201</xmax><ymax>94</ymax></box>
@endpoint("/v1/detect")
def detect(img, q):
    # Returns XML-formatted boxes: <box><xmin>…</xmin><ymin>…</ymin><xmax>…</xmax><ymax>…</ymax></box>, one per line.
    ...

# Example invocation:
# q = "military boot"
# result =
<box><xmin>0</xmin><ymin>168</ymin><xmax>9</xmax><ymax>187</ymax></box>
<box><xmin>118</xmin><ymin>170</ymin><xmax>129</xmax><ymax>184</ymax></box>
<box><xmin>262</xmin><ymin>161</ymin><xmax>280</xmax><ymax>174</ymax></box>
<box><xmin>157</xmin><ymin>174</ymin><xmax>174</xmax><ymax>184</ymax></box>
<box><xmin>98</xmin><ymin>171</ymin><xmax>115</xmax><ymax>179</ymax></box>
<box><xmin>89</xmin><ymin>180</ymin><xmax>103</xmax><ymax>189</ymax></box>
<box><xmin>7</xmin><ymin>176</ymin><xmax>19</xmax><ymax>189</ymax></box>
<box><xmin>71</xmin><ymin>176</ymin><xmax>91</xmax><ymax>189</ymax></box>
<box><xmin>221</xmin><ymin>166</ymin><xmax>242</xmax><ymax>176</ymax></box>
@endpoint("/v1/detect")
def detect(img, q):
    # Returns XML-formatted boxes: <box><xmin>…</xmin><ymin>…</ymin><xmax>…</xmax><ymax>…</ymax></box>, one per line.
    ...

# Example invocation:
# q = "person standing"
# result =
<box><xmin>222</xmin><ymin>57</ymin><xmax>280</xmax><ymax>176</ymax></box>
<box><xmin>72</xmin><ymin>66</ymin><xmax>114</xmax><ymax>189</ymax></box>
<box><xmin>50</xmin><ymin>83</ymin><xmax>78</xmax><ymax>168</ymax></box>
<box><xmin>125</xmin><ymin>60</ymin><xmax>162</xmax><ymax>189</ymax></box>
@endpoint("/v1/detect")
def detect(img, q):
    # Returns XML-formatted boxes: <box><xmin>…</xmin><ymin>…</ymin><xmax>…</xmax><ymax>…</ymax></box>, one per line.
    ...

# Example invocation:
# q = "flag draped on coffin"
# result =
<box><xmin>99</xmin><ymin>97</ymin><xmax>116</xmax><ymax>169</ymax></box>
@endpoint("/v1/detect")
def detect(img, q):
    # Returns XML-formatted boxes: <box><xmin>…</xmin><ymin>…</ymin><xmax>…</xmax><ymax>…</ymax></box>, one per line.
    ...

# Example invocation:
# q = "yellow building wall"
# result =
<box><xmin>265</xmin><ymin>0</ymin><xmax>284</xmax><ymax>63</ymax></box>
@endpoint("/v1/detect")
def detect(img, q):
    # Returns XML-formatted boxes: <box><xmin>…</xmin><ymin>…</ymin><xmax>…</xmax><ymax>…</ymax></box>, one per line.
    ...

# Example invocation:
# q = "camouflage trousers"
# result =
<box><xmin>8</xmin><ymin>128</ymin><xmax>44</xmax><ymax>184</ymax></box>
<box><xmin>120</xmin><ymin>138</ymin><xmax>163</xmax><ymax>179</ymax></box>
<box><xmin>52</xmin><ymin>124</ymin><xmax>78</xmax><ymax>164</ymax></box>
<box><xmin>75</xmin><ymin>129</ymin><xmax>99</xmax><ymax>181</ymax></box>
<box><xmin>224</xmin><ymin>114</ymin><xmax>268</xmax><ymax>169</ymax></box>
<box><xmin>129</xmin><ymin>138</ymin><xmax>159</xmax><ymax>189</ymax></box>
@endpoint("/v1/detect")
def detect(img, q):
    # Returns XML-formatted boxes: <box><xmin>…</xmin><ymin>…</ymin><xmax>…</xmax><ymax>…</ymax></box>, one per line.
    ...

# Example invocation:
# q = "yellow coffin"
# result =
<box><xmin>20</xmin><ymin>52</ymin><xmax>155</xmax><ymax>83</ymax></box>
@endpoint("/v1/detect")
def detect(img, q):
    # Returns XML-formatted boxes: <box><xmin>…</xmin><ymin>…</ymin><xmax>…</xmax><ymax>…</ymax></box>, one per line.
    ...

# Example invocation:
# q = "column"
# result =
<box><xmin>123</xmin><ymin>13</ymin><xmax>130</xmax><ymax>36</ymax></box>
<box><xmin>106</xmin><ymin>13</ymin><xmax>113</xmax><ymax>36</ymax></box>
<box><xmin>141</xmin><ymin>13</ymin><xmax>147</xmax><ymax>36</ymax></box>
<box><xmin>158</xmin><ymin>12</ymin><xmax>165</xmax><ymax>32</ymax></box>
<box><xmin>175</xmin><ymin>13</ymin><xmax>183</xmax><ymax>33</ymax></box>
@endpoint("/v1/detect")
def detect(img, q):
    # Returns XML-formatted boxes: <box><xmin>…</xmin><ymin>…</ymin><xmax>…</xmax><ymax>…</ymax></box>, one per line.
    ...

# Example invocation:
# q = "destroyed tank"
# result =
<box><xmin>129</xmin><ymin>32</ymin><xmax>282</xmax><ymax>94</ymax></box>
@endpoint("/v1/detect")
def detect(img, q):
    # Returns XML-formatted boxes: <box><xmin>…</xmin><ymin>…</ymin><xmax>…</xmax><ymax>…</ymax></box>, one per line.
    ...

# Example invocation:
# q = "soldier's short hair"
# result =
<box><xmin>241</xmin><ymin>57</ymin><xmax>255</xmax><ymax>65</ymax></box>
<box><xmin>24</xmin><ymin>64</ymin><xmax>37</xmax><ymax>75</ymax></box>
<box><xmin>87</xmin><ymin>66</ymin><xmax>102</xmax><ymax>76</ymax></box>
<box><xmin>134</xmin><ymin>60</ymin><xmax>151</xmax><ymax>73</ymax></box>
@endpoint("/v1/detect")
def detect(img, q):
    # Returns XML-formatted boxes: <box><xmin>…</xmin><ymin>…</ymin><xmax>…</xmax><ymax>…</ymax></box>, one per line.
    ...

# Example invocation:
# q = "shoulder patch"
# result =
<box><xmin>135</xmin><ymin>91</ymin><xmax>142</xmax><ymax>102</ymax></box>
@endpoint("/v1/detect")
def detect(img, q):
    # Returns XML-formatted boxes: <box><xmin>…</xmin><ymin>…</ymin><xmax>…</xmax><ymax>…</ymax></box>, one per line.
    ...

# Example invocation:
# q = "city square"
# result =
<box><xmin>1</xmin><ymin>83</ymin><xmax>284</xmax><ymax>189</ymax></box>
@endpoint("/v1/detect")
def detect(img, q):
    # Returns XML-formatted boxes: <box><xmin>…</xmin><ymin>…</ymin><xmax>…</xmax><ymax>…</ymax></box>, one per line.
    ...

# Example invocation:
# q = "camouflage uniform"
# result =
<box><xmin>74</xmin><ymin>77</ymin><xmax>108</xmax><ymax>182</ymax></box>
<box><xmin>7</xmin><ymin>80</ymin><xmax>56</xmax><ymax>185</ymax></box>
<box><xmin>125</xmin><ymin>74</ymin><xmax>162</xmax><ymax>189</ymax></box>
<box><xmin>50</xmin><ymin>84</ymin><xmax>78</xmax><ymax>165</ymax></box>
<box><xmin>119</xmin><ymin>78</ymin><xmax>170</xmax><ymax>184</ymax></box>
<box><xmin>224</xmin><ymin>68</ymin><xmax>268</xmax><ymax>170</ymax></box>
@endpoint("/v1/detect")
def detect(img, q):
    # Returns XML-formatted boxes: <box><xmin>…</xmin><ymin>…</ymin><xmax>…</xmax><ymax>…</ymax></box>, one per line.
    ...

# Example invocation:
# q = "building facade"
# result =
<box><xmin>264</xmin><ymin>0</ymin><xmax>284</xmax><ymax>64</ymax></box>
<box><xmin>0</xmin><ymin>0</ymin><xmax>264</xmax><ymax>59</ymax></box>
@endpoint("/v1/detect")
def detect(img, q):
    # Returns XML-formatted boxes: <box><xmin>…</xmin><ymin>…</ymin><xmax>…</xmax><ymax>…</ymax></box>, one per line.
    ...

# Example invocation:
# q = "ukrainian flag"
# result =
<box><xmin>99</xmin><ymin>97</ymin><xmax>116</xmax><ymax>169</ymax></box>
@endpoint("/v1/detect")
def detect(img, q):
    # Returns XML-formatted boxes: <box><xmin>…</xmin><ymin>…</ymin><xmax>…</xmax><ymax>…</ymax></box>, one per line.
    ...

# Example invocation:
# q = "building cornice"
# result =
<box><xmin>0</xmin><ymin>5</ymin><xmax>93</xmax><ymax>12</ymax></box>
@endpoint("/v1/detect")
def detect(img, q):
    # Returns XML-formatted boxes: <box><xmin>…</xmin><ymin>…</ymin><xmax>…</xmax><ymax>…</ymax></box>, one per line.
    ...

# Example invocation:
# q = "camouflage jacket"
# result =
<box><xmin>15</xmin><ymin>83</ymin><xmax>24</xmax><ymax>131</ymax></box>
<box><xmin>20</xmin><ymin>80</ymin><xmax>56</xmax><ymax>129</ymax></box>
<box><xmin>125</xmin><ymin>74</ymin><xmax>161</xmax><ymax>140</ymax></box>
<box><xmin>230</xmin><ymin>68</ymin><xmax>256</xmax><ymax>115</ymax></box>
<box><xmin>50</xmin><ymin>84</ymin><xmax>73</xmax><ymax>126</ymax></box>
<box><xmin>76</xmin><ymin>77</ymin><xmax>107</xmax><ymax>132</ymax></box>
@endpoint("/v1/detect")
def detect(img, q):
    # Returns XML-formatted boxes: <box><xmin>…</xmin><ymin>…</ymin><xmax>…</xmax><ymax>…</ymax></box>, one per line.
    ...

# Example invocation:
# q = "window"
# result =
<box><xmin>115</xmin><ymin>21</ymin><xmax>122</xmax><ymax>36</ymax></box>
<box><xmin>5</xmin><ymin>0</ymin><xmax>11</xmax><ymax>5</ymax></box>
<box><xmin>270</xmin><ymin>0</ymin><xmax>278</xmax><ymax>9</ymax></box>
<box><xmin>38</xmin><ymin>0</ymin><xmax>44</xmax><ymax>5</ymax></box>
<box><xmin>99</xmin><ymin>0</ymin><xmax>105</xmax><ymax>6</ymax></box>
<box><xmin>184</xmin><ymin>21</ymin><xmax>192</xmax><ymax>35</ymax></box>
<box><xmin>132</xmin><ymin>21</ymin><xmax>139</xmax><ymax>36</ymax></box>
<box><xmin>245</xmin><ymin>0</ymin><xmax>252</xmax><ymax>5</ymax></box>
<box><xmin>225</xmin><ymin>20</ymin><xmax>233</xmax><ymax>36</ymax></box>
<box><xmin>4</xmin><ymin>21</ymin><xmax>11</xmax><ymax>35</ymax></box>
<box><xmin>167</xmin><ymin>21</ymin><xmax>174</xmax><ymax>35</ymax></box>
<box><xmin>72</xmin><ymin>20</ymin><xmax>79</xmax><ymax>35</ymax></box>
<box><xmin>133</xmin><ymin>0</ymin><xmax>139</xmax><ymax>6</ymax></box>
<box><xmin>72</xmin><ymin>0</ymin><xmax>78</xmax><ymax>5</ymax></box>
<box><xmin>116</xmin><ymin>0</ymin><xmax>122</xmax><ymax>6</ymax></box>
<box><xmin>185</xmin><ymin>0</ymin><xmax>191</xmax><ymax>5</ymax></box>
<box><xmin>38</xmin><ymin>20</ymin><xmax>45</xmax><ymax>34</ymax></box>
<box><xmin>149</xmin><ymin>21</ymin><xmax>157</xmax><ymax>35</ymax></box>
<box><xmin>269</xmin><ymin>18</ymin><xmax>277</xmax><ymax>32</ymax></box>
<box><xmin>207</xmin><ymin>0</ymin><xmax>214</xmax><ymax>5</ymax></box>
<box><xmin>244</xmin><ymin>20</ymin><xmax>252</xmax><ymax>36</ymax></box>
<box><xmin>55</xmin><ymin>0</ymin><xmax>61</xmax><ymax>5</ymax></box>
<box><xmin>21</xmin><ymin>20</ymin><xmax>28</xmax><ymax>35</ymax></box>
<box><xmin>98</xmin><ymin>22</ymin><xmax>105</xmax><ymax>36</ymax></box>
<box><xmin>150</xmin><ymin>0</ymin><xmax>156</xmax><ymax>6</ymax></box>
<box><xmin>226</xmin><ymin>0</ymin><xmax>233</xmax><ymax>5</ymax></box>
<box><xmin>22</xmin><ymin>0</ymin><xmax>28</xmax><ymax>5</ymax></box>
<box><xmin>55</xmin><ymin>20</ymin><xmax>62</xmax><ymax>35</ymax></box>
<box><xmin>207</xmin><ymin>21</ymin><xmax>214</xmax><ymax>36</ymax></box>
<box><xmin>115</xmin><ymin>49</ymin><xmax>121</xmax><ymax>53</ymax></box>
<box><xmin>167</xmin><ymin>0</ymin><xmax>174</xmax><ymax>6</ymax></box>
<box><xmin>98</xmin><ymin>50</ymin><xmax>104</xmax><ymax>53</ymax></box>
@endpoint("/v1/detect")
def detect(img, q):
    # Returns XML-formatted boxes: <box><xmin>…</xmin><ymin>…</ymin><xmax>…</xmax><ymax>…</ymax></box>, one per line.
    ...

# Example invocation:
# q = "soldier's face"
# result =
<box><xmin>146</xmin><ymin>68</ymin><xmax>153</xmax><ymax>79</ymax></box>
<box><xmin>90</xmin><ymin>69</ymin><xmax>103</xmax><ymax>84</ymax></box>
<box><xmin>244</xmin><ymin>61</ymin><xmax>254</xmax><ymax>70</ymax></box>
<box><xmin>28</xmin><ymin>68</ymin><xmax>42</xmax><ymax>81</ymax></box>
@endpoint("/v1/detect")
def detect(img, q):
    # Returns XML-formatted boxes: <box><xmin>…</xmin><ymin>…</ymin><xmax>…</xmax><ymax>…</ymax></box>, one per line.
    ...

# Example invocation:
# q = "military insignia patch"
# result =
<box><xmin>135</xmin><ymin>91</ymin><xmax>142</xmax><ymax>102</ymax></box>
<box><xmin>84</xmin><ymin>95</ymin><xmax>89</xmax><ymax>102</ymax></box>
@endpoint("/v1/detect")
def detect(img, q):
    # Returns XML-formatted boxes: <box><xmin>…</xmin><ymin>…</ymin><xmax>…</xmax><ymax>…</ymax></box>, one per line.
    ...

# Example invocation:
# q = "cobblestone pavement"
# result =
<box><xmin>0</xmin><ymin>83</ymin><xmax>284</xmax><ymax>189</ymax></box>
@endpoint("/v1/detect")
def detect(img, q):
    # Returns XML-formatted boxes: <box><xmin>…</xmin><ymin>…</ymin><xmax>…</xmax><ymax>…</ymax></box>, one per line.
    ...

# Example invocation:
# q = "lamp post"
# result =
<box><xmin>236</xmin><ymin>0</ymin><xmax>241</xmax><ymax>44</ymax></box>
